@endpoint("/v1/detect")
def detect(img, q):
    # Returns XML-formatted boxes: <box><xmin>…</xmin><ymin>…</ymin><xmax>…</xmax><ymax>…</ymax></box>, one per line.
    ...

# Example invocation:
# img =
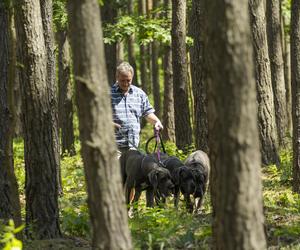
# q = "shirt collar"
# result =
<box><xmin>114</xmin><ymin>83</ymin><xmax>133</xmax><ymax>94</ymax></box>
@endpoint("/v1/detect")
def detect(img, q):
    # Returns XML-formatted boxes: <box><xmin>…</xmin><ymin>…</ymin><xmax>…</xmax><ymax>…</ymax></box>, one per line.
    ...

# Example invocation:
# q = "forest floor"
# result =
<box><xmin>8</xmin><ymin>133</ymin><xmax>300</xmax><ymax>249</ymax></box>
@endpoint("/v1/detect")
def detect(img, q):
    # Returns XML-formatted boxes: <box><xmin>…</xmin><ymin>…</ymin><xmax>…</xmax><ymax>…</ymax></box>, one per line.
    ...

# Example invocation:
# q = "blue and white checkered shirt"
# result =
<box><xmin>111</xmin><ymin>83</ymin><xmax>154</xmax><ymax>149</ymax></box>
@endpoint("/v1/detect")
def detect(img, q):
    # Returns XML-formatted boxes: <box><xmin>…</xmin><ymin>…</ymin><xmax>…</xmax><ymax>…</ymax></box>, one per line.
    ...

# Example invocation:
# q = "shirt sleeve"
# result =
<box><xmin>141</xmin><ymin>91</ymin><xmax>155</xmax><ymax>117</ymax></box>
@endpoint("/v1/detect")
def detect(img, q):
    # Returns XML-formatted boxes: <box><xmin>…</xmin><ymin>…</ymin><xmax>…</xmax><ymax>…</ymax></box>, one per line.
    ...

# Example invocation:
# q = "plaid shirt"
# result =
<box><xmin>111</xmin><ymin>83</ymin><xmax>154</xmax><ymax>148</ymax></box>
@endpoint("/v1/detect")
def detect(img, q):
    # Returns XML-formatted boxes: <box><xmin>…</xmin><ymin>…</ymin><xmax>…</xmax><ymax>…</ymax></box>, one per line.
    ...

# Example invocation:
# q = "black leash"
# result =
<box><xmin>145</xmin><ymin>130</ymin><xmax>166</xmax><ymax>155</ymax></box>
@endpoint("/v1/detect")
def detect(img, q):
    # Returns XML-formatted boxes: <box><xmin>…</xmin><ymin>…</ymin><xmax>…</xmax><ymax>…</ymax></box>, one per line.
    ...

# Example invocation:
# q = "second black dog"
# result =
<box><xmin>152</xmin><ymin>153</ymin><xmax>196</xmax><ymax>211</ymax></box>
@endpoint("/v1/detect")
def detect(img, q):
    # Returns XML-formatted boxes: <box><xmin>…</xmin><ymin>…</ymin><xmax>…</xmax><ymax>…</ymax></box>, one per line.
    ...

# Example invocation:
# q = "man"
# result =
<box><xmin>111</xmin><ymin>62</ymin><xmax>163</xmax><ymax>157</ymax></box>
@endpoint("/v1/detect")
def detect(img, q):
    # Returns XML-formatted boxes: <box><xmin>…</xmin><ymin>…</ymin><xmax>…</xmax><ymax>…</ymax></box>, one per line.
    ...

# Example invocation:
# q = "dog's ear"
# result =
<box><xmin>148</xmin><ymin>170</ymin><xmax>158</xmax><ymax>191</ymax></box>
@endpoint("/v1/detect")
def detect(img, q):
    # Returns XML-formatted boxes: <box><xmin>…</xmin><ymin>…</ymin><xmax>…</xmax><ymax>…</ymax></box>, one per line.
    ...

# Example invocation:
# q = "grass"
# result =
<box><xmin>6</xmin><ymin>131</ymin><xmax>300</xmax><ymax>249</ymax></box>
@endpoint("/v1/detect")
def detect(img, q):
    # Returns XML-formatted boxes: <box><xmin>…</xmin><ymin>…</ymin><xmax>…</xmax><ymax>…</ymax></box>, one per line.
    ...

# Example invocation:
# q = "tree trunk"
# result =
<box><xmin>172</xmin><ymin>0</ymin><xmax>192</xmax><ymax>150</ymax></box>
<box><xmin>291</xmin><ymin>0</ymin><xmax>300</xmax><ymax>193</ymax></box>
<box><xmin>283</xmin><ymin>14</ymin><xmax>292</xmax><ymax>135</ymax></box>
<box><xmin>57</xmin><ymin>30</ymin><xmax>76</xmax><ymax>156</ymax></box>
<box><xmin>189</xmin><ymin>0</ymin><xmax>209</xmax><ymax>152</ymax></box>
<box><xmin>0</xmin><ymin>1</ymin><xmax>22</xmax><ymax>229</ymax></box>
<box><xmin>40</xmin><ymin>0</ymin><xmax>62</xmax><ymax>194</ymax></box>
<box><xmin>116</xmin><ymin>38</ymin><xmax>124</xmax><ymax>64</ymax></box>
<box><xmin>152</xmin><ymin>0</ymin><xmax>161</xmax><ymax>118</ymax></box>
<box><xmin>266</xmin><ymin>0</ymin><xmax>287</xmax><ymax>146</ymax></box>
<box><xmin>138</xmin><ymin>0</ymin><xmax>148</xmax><ymax>93</ymax></box>
<box><xmin>205</xmin><ymin>0</ymin><xmax>267</xmax><ymax>248</ymax></box>
<box><xmin>9</xmin><ymin>8</ymin><xmax>22</xmax><ymax>137</ymax></box>
<box><xmin>101</xmin><ymin>1</ymin><xmax>117</xmax><ymax>85</ymax></box>
<box><xmin>249</xmin><ymin>0</ymin><xmax>280</xmax><ymax>166</ymax></box>
<box><xmin>127</xmin><ymin>0</ymin><xmax>138</xmax><ymax>85</ymax></box>
<box><xmin>68</xmin><ymin>1</ymin><xmax>132</xmax><ymax>248</ymax></box>
<box><xmin>162</xmin><ymin>0</ymin><xmax>175</xmax><ymax>143</ymax></box>
<box><xmin>15</xmin><ymin>0</ymin><xmax>61</xmax><ymax>238</ymax></box>
<box><xmin>146</xmin><ymin>0</ymin><xmax>153</xmax><ymax>94</ymax></box>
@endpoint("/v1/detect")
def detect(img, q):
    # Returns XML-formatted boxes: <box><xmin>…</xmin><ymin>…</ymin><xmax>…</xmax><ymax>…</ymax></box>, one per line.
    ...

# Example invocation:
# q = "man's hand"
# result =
<box><xmin>113</xmin><ymin>122</ymin><xmax>121</xmax><ymax>129</ymax></box>
<box><xmin>154</xmin><ymin>120</ymin><xmax>163</xmax><ymax>131</ymax></box>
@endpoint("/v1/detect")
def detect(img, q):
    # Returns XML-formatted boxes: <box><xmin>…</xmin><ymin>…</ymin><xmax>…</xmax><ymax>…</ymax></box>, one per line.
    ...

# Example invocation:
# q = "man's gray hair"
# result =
<box><xmin>116</xmin><ymin>61</ymin><xmax>134</xmax><ymax>77</ymax></box>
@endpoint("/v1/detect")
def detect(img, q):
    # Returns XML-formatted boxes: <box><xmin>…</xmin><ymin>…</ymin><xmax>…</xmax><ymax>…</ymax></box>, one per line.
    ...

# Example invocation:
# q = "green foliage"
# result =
<box><xmin>282</xmin><ymin>0</ymin><xmax>291</xmax><ymax>36</ymax></box>
<box><xmin>103</xmin><ymin>11</ymin><xmax>193</xmax><ymax>47</ymax></box>
<box><xmin>13</xmin><ymin>139</ymin><xmax>25</xmax><ymax>196</ymax></box>
<box><xmin>263</xmin><ymin>150</ymin><xmax>300</xmax><ymax>247</ymax></box>
<box><xmin>129</xmin><ymin>205</ymin><xmax>211</xmax><ymax>249</ymax></box>
<box><xmin>59</xmin><ymin>154</ymin><xmax>90</xmax><ymax>237</ymax></box>
<box><xmin>0</xmin><ymin>220</ymin><xmax>24</xmax><ymax>250</ymax></box>
<box><xmin>53</xmin><ymin>0</ymin><xmax>68</xmax><ymax>31</ymax></box>
<box><xmin>12</xmin><ymin>125</ymin><xmax>300</xmax><ymax>249</ymax></box>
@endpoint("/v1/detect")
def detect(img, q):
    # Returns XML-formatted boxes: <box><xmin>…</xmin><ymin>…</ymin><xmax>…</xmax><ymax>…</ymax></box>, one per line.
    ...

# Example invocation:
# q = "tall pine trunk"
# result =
<box><xmin>162</xmin><ymin>0</ymin><xmax>175</xmax><ymax>142</ymax></box>
<box><xmin>266</xmin><ymin>0</ymin><xmax>287</xmax><ymax>146</ymax></box>
<box><xmin>57</xmin><ymin>30</ymin><xmax>75</xmax><ymax>156</ymax></box>
<box><xmin>205</xmin><ymin>0</ymin><xmax>267</xmax><ymax>248</ymax></box>
<box><xmin>151</xmin><ymin>0</ymin><xmax>161</xmax><ymax>118</ymax></box>
<box><xmin>189</xmin><ymin>0</ymin><xmax>209</xmax><ymax>152</ymax></box>
<box><xmin>68</xmin><ymin>1</ymin><xmax>132</xmax><ymax>248</ymax></box>
<box><xmin>249</xmin><ymin>0</ymin><xmax>280</xmax><ymax>166</ymax></box>
<box><xmin>172</xmin><ymin>0</ymin><xmax>192</xmax><ymax>149</ymax></box>
<box><xmin>291</xmin><ymin>0</ymin><xmax>300</xmax><ymax>193</ymax></box>
<box><xmin>139</xmin><ymin>0</ymin><xmax>148</xmax><ymax>93</ymax></box>
<box><xmin>0</xmin><ymin>1</ymin><xmax>22</xmax><ymax>229</ymax></box>
<box><xmin>15</xmin><ymin>0</ymin><xmax>61</xmax><ymax>238</ymax></box>
<box><xmin>127</xmin><ymin>0</ymin><xmax>138</xmax><ymax>85</ymax></box>
<box><xmin>101</xmin><ymin>1</ymin><xmax>117</xmax><ymax>85</ymax></box>
<box><xmin>283</xmin><ymin>13</ymin><xmax>292</xmax><ymax>135</ymax></box>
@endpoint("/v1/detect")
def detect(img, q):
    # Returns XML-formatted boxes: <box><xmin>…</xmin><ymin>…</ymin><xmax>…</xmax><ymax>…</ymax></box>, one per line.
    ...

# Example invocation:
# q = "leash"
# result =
<box><xmin>145</xmin><ymin>129</ymin><xmax>166</xmax><ymax>155</ymax></box>
<box><xmin>155</xmin><ymin>129</ymin><xmax>162</xmax><ymax>162</ymax></box>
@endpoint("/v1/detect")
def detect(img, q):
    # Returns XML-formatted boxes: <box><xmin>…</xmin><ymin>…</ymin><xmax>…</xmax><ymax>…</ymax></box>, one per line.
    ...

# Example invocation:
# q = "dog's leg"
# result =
<box><xmin>174</xmin><ymin>187</ymin><xmax>180</xmax><ymax>209</ymax></box>
<box><xmin>125</xmin><ymin>181</ymin><xmax>136</xmax><ymax>218</ymax></box>
<box><xmin>129</xmin><ymin>188</ymin><xmax>136</xmax><ymax>204</ymax></box>
<box><xmin>184</xmin><ymin>194</ymin><xmax>193</xmax><ymax>213</ymax></box>
<box><xmin>146</xmin><ymin>188</ymin><xmax>154</xmax><ymax>207</ymax></box>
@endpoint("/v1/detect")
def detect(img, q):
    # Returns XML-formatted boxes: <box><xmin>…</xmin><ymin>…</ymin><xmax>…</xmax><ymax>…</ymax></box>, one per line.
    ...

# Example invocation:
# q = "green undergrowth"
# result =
<box><xmin>263</xmin><ymin>149</ymin><xmax>300</xmax><ymax>249</ymax></box>
<box><xmin>10</xmin><ymin>135</ymin><xmax>300</xmax><ymax>249</ymax></box>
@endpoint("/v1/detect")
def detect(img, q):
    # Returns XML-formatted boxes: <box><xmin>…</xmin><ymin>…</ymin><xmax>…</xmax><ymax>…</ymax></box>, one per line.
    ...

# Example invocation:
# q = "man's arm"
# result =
<box><xmin>145</xmin><ymin>113</ymin><xmax>163</xmax><ymax>130</ymax></box>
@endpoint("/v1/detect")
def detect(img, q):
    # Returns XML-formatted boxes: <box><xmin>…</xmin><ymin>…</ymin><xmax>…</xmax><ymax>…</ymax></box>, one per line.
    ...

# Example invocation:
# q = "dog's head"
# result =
<box><xmin>190</xmin><ymin>167</ymin><xmax>207</xmax><ymax>198</ymax></box>
<box><xmin>148</xmin><ymin>167</ymin><xmax>174</xmax><ymax>198</ymax></box>
<box><xmin>173</xmin><ymin>166</ymin><xmax>196</xmax><ymax>195</ymax></box>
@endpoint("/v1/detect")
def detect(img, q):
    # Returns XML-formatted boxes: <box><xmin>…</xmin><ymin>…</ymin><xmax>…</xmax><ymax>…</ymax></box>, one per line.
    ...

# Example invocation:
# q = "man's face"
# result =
<box><xmin>117</xmin><ymin>72</ymin><xmax>133</xmax><ymax>93</ymax></box>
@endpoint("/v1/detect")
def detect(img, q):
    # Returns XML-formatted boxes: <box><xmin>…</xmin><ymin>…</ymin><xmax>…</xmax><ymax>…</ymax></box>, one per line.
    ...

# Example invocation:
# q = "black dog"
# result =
<box><xmin>120</xmin><ymin>150</ymin><xmax>174</xmax><ymax>210</ymax></box>
<box><xmin>161</xmin><ymin>155</ymin><xmax>196</xmax><ymax>211</ymax></box>
<box><xmin>184</xmin><ymin>150</ymin><xmax>210</xmax><ymax>213</ymax></box>
<box><xmin>151</xmin><ymin>153</ymin><xmax>196</xmax><ymax>211</ymax></box>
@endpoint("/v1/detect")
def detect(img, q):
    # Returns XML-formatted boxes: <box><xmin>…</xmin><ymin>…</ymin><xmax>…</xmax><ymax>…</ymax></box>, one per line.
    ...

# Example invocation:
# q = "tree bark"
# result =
<box><xmin>205</xmin><ymin>0</ymin><xmax>267</xmax><ymax>248</ymax></box>
<box><xmin>127</xmin><ymin>0</ymin><xmax>138</xmax><ymax>85</ymax></box>
<box><xmin>283</xmin><ymin>14</ymin><xmax>292</xmax><ymax>135</ymax></box>
<box><xmin>291</xmin><ymin>0</ymin><xmax>300</xmax><ymax>193</ymax></box>
<box><xmin>146</xmin><ymin>0</ymin><xmax>153</xmax><ymax>94</ymax></box>
<box><xmin>15</xmin><ymin>0</ymin><xmax>61</xmax><ymax>238</ymax></box>
<box><xmin>189</xmin><ymin>0</ymin><xmax>209</xmax><ymax>152</ymax></box>
<box><xmin>138</xmin><ymin>0</ymin><xmax>148</xmax><ymax>94</ymax></box>
<box><xmin>68</xmin><ymin>1</ymin><xmax>132</xmax><ymax>248</ymax></box>
<box><xmin>40</xmin><ymin>0</ymin><xmax>62</xmax><ymax>194</ymax></box>
<box><xmin>101</xmin><ymin>1</ymin><xmax>117</xmax><ymax>85</ymax></box>
<box><xmin>266</xmin><ymin>0</ymin><xmax>287</xmax><ymax>146</ymax></box>
<box><xmin>172</xmin><ymin>0</ymin><xmax>192</xmax><ymax>150</ymax></box>
<box><xmin>0</xmin><ymin>1</ymin><xmax>22</xmax><ymax>229</ymax></box>
<box><xmin>151</xmin><ymin>0</ymin><xmax>161</xmax><ymax>118</ymax></box>
<box><xmin>249</xmin><ymin>0</ymin><xmax>280</xmax><ymax>166</ymax></box>
<box><xmin>162</xmin><ymin>0</ymin><xmax>175</xmax><ymax>143</ymax></box>
<box><xmin>57</xmin><ymin>30</ymin><xmax>76</xmax><ymax>156</ymax></box>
